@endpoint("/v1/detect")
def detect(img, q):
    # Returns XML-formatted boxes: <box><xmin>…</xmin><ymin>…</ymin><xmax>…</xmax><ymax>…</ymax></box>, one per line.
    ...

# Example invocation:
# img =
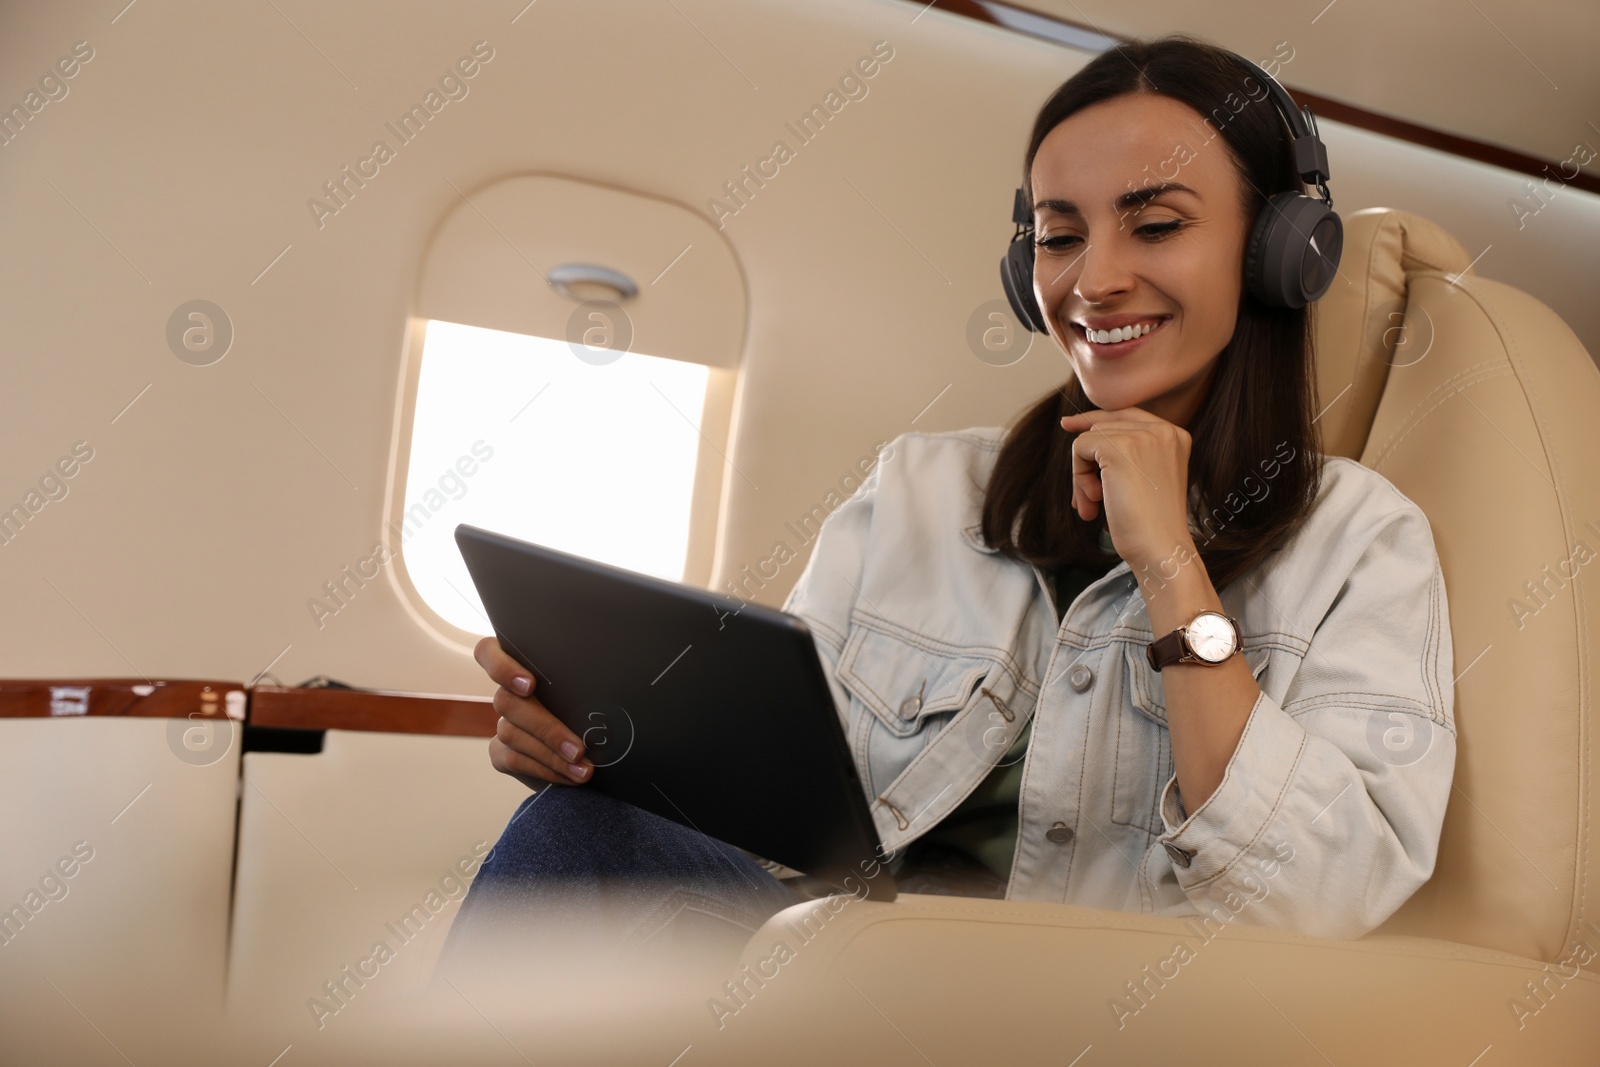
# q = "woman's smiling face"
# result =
<box><xmin>1030</xmin><ymin>91</ymin><xmax>1253</xmax><ymax>430</ymax></box>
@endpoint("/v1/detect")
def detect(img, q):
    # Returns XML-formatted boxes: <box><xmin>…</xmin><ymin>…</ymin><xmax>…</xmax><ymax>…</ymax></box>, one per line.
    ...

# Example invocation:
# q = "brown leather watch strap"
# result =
<box><xmin>1147</xmin><ymin>628</ymin><xmax>1189</xmax><ymax>671</ymax></box>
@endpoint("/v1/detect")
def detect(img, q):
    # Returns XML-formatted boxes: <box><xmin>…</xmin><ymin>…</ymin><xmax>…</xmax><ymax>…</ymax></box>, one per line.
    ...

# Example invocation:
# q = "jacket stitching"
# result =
<box><xmin>838</xmin><ymin>626</ymin><xmax>995</xmax><ymax>738</ymax></box>
<box><xmin>868</xmin><ymin>672</ymin><xmax>1039</xmax><ymax>830</ymax></box>
<box><xmin>1281</xmin><ymin>694</ymin><xmax>1442</xmax><ymax>723</ymax></box>
<box><xmin>850</xmin><ymin>609</ymin><xmax>1039</xmax><ymax>694</ymax></box>
<box><xmin>1119</xmin><ymin>641</ymin><xmax>1273</xmax><ymax>724</ymax></box>
<box><xmin>1010</xmin><ymin>685</ymin><xmax>1043</xmax><ymax>899</ymax></box>
<box><xmin>845</xmin><ymin>660</ymin><xmax>991</xmax><ymax>738</ymax></box>
<box><xmin>882</xmin><ymin>701</ymin><xmax>1031</xmax><ymax>853</ymax></box>
<box><xmin>1110</xmin><ymin>648</ymin><xmax>1163</xmax><ymax>836</ymax></box>
<box><xmin>1121</xmin><ymin>650</ymin><xmax>1179</xmax><ymax>840</ymax></box>
<box><xmin>1282</xmin><ymin>699</ymin><xmax>1453</xmax><ymax>738</ymax></box>
<box><xmin>1110</xmin><ymin>700</ymin><xmax>1126</xmax><ymax>827</ymax></box>
<box><xmin>806</xmin><ymin>615</ymin><xmax>846</xmax><ymax>656</ymax></box>
<box><xmin>1139</xmin><ymin>840</ymin><xmax>1153</xmax><ymax>913</ymax></box>
<box><xmin>1064</xmin><ymin>684</ymin><xmax>1093</xmax><ymax>901</ymax></box>
<box><xmin>1063</xmin><ymin>626</ymin><xmax>1309</xmax><ymax>657</ymax></box>
<box><xmin>1178</xmin><ymin>723</ymin><xmax>1309</xmax><ymax>892</ymax></box>
<box><xmin>1146</xmin><ymin>725</ymin><xmax>1165</xmax><ymax>840</ymax></box>
<box><xmin>1106</xmin><ymin>713</ymin><xmax>1166</xmax><ymax>840</ymax></box>
<box><xmin>856</xmin><ymin>657</ymin><xmax>1032</xmax><ymax>725</ymax></box>
<box><xmin>857</xmin><ymin>697</ymin><xmax>879</xmax><ymax>799</ymax></box>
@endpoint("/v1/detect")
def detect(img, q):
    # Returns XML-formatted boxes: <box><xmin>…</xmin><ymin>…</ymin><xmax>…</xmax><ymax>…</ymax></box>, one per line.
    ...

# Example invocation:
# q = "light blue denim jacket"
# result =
<box><xmin>781</xmin><ymin>427</ymin><xmax>1456</xmax><ymax>939</ymax></box>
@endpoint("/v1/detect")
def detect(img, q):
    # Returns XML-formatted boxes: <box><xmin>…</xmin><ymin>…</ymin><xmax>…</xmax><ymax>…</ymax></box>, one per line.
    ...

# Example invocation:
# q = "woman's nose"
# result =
<box><xmin>1069</xmin><ymin>238</ymin><xmax>1135</xmax><ymax>306</ymax></box>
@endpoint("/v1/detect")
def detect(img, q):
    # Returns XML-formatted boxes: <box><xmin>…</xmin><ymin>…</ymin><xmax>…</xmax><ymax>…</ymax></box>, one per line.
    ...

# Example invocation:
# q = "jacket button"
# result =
<box><xmin>1163</xmin><ymin>841</ymin><xmax>1195</xmax><ymax>868</ymax></box>
<box><xmin>899</xmin><ymin>680</ymin><xmax>926</xmax><ymax>719</ymax></box>
<box><xmin>1046</xmin><ymin>822</ymin><xmax>1073</xmax><ymax>844</ymax></box>
<box><xmin>1068</xmin><ymin>665</ymin><xmax>1093</xmax><ymax>692</ymax></box>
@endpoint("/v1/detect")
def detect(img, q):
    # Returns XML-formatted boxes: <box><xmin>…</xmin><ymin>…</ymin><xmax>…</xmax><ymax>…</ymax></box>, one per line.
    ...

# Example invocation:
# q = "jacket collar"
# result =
<box><xmin>961</xmin><ymin>521</ymin><xmax>1002</xmax><ymax>554</ymax></box>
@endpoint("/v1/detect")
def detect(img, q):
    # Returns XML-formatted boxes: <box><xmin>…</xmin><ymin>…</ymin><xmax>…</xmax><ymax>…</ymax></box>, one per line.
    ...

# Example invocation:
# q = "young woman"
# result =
<box><xmin>439</xmin><ymin>33</ymin><xmax>1455</xmax><ymax>974</ymax></box>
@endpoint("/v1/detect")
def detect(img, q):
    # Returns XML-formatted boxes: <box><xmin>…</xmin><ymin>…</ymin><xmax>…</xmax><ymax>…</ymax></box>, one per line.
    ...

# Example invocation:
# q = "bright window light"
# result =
<box><xmin>399</xmin><ymin>318</ymin><xmax>710</xmax><ymax>635</ymax></box>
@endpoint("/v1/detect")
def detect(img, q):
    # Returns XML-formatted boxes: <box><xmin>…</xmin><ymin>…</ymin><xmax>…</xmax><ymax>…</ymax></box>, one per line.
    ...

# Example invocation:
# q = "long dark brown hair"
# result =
<box><xmin>981</xmin><ymin>33</ymin><xmax>1325</xmax><ymax>593</ymax></box>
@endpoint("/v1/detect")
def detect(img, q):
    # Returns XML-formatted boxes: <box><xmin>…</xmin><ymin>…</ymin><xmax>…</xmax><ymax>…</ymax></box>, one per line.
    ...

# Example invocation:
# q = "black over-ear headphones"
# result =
<box><xmin>1000</xmin><ymin>52</ymin><xmax>1343</xmax><ymax>332</ymax></box>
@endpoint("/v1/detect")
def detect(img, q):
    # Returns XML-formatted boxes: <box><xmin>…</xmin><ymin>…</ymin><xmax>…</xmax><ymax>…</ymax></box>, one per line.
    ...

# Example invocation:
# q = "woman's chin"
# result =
<box><xmin>1075</xmin><ymin>384</ymin><xmax>1144</xmax><ymax>413</ymax></box>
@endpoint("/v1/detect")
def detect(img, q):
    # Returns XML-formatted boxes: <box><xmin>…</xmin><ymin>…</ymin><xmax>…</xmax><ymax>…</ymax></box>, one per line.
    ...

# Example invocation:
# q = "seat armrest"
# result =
<box><xmin>704</xmin><ymin>895</ymin><xmax>1600</xmax><ymax>1065</ymax></box>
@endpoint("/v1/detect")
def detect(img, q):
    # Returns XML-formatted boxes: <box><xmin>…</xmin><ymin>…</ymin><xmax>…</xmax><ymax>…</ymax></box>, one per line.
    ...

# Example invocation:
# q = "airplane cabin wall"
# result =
<box><xmin>1</xmin><ymin>0</ymin><xmax>1596</xmax><ymax>694</ymax></box>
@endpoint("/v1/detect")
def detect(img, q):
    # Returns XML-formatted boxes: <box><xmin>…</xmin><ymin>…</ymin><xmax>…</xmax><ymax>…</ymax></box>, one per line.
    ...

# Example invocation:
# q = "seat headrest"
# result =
<box><xmin>1311</xmin><ymin>208</ymin><xmax>1473</xmax><ymax>460</ymax></box>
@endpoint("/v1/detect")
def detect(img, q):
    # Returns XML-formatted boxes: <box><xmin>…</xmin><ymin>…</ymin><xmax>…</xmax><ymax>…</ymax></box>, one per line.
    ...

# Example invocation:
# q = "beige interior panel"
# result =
<box><xmin>0</xmin><ymin>719</ymin><xmax>238</xmax><ymax>1065</ymax></box>
<box><xmin>224</xmin><ymin>729</ymin><xmax>527</xmax><ymax>1040</ymax></box>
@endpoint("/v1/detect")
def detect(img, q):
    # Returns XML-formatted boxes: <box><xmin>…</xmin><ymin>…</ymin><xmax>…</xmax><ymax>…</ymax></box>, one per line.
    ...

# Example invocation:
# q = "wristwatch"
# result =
<box><xmin>1147</xmin><ymin>610</ymin><xmax>1241</xmax><ymax>671</ymax></box>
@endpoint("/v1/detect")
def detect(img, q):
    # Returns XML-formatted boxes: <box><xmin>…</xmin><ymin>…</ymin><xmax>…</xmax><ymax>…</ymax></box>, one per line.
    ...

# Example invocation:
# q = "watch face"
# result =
<box><xmin>1186</xmin><ymin>612</ymin><xmax>1237</xmax><ymax>663</ymax></box>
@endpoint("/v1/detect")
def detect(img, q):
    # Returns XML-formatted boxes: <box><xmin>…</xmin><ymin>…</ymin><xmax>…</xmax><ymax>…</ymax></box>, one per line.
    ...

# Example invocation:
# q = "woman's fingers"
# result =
<box><xmin>493</xmin><ymin>685</ymin><xmax>584</xmax><ymax>762</ymax></box>
<box><xmin>1071</xmin><ymin>454</ymin><xmax>1103</xmax><ymax>520</ymax></box>
<box><xmin>474</xmin><ymin>636</ymin><xmax>591</xmax><ymax>786</ymax></box>
<box><xmin>494</xmin><ymin>712</ymin><xmax>592</xmax><ymax>784</ymax></box>
<box><xmin>493</xmin><ymin>687</ymin><xmax>591</xmax><ymax>783</ymax></box>
<box><xmin>488</xmin><ymin>734</ymin><xmax>569</xmax><ymax>790</ymax></box>
<box><xmin>474</xmin><ymin>635</ymin><xmax>535</xmax><ymax>697</ymax></box>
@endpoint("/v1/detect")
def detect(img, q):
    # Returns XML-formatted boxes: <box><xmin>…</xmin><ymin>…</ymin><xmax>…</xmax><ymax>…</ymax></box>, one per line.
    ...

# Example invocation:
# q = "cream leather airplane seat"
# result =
<box><xmin>702</xmin><ymin>207</ymin><xmax>1600</xmax><ymax>1064</ymax></box>
<box><xmin>1314</xmin><ymin>207</ymin><xmax>1598</xmax><ymax>968</ymax></box>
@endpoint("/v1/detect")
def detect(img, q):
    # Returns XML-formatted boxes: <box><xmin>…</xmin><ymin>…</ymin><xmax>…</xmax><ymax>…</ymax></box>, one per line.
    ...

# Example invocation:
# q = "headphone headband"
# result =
<box><xmin>1235</xmin><ymin>56</ymin><xmax>1332</xmax><ymax>199</ymax></box>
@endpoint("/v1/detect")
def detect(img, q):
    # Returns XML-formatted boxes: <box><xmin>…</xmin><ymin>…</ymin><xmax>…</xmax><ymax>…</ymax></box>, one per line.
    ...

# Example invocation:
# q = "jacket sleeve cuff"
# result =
<box><xmin>1155</xmin><ymin>689</ymin><xmax>1306</xmax><ymax>886</ymax></box>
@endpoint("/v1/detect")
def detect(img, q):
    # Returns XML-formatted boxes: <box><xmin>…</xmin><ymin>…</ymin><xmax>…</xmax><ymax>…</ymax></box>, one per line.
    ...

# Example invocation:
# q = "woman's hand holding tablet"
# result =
<box><xmin>476</xmin><ymin>636</ymin><xmax>595</xmax><ymax>789</ymax></box>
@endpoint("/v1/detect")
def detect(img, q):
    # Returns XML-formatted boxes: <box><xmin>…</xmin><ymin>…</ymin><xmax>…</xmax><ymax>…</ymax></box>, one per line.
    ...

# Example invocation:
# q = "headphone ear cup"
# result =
<box><xmin>1001</xmin><ymin>237</ymin><xmax>1048</xmax><ymax>333</ymax></box>
<box><xmin>1243</xmin><ymin>191</ymin><xmax>1344</xmax><ymax>308</ymax></box>
<box><xmin>1241</xmin><ymin>196</ymin><xmax>1280</xmax><ymax>306</ymax></box>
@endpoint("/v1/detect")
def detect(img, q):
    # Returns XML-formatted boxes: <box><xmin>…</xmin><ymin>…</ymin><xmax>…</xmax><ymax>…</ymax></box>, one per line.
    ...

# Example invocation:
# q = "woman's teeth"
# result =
<box><xmin>1086</xmin><ymin>320</ymin><xmax>1160</xmax><ymax>344</ymax></box>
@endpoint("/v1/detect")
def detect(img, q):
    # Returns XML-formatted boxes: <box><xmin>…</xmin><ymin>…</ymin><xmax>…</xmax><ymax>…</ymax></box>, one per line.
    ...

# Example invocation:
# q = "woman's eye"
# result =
<box><xmin>1138</xmin><ymin>220</ymin><xmax>1183</xmax><ymax>238</ymax></box>
<box><xmin>1034</xmin><ymin>220</ymin><xmax>1182</xmax><ymax>251</ymax></box>
<box><xmin>1035</xmin><ymin>234</ymin><xmax>1078</xmax><ymax>251</ymax></box>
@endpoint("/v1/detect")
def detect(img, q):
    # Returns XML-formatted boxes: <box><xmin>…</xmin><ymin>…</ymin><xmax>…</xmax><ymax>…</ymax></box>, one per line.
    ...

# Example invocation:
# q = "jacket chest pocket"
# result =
<box><xmin>1112</xmin><ymin>640</ymin><xmax>1270</xmax><ymax>835</ymax></box>
<box><xmin>837</xmin><ymin>623</ymin><xmax>1029</xmax><ymax>741</ymax></box>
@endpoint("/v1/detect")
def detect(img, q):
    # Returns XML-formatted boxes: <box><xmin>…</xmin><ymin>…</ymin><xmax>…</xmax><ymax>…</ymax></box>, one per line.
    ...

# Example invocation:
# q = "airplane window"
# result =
<box><xmin>400</xmin><ymin>318</ymin><xmax>709</xmax><ymax>634</ymax></box>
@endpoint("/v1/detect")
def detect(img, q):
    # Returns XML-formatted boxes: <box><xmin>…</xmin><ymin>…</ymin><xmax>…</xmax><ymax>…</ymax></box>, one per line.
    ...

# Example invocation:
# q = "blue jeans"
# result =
<box><xmin>437</xmin><ymin>784</ymin><xmax>809</xmax><ymax>976</ymax></box>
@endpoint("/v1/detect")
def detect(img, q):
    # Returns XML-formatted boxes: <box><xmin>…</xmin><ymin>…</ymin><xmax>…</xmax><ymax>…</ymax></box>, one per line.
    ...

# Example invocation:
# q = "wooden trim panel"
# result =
<box><xmin>248</xmin><ymin>685</ymin><xmax>497</xmax><ymax>737</ymax></box>
<box><xmin>0</xmin><ymin>679</ymin><xmax>496</xmax><ymax>737</ymax></box>
<box><xmin>0</xmin><ymin>679</ymin><xmax>244</xmax><ymax>719</ymax></box>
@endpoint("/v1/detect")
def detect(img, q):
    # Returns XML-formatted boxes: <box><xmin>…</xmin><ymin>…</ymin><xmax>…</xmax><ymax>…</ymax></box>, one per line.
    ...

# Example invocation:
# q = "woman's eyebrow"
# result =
<box><xmin>1035</xmin><ymin>182</ymin><xmax>1201</xmax><ymax>217</ymax></box>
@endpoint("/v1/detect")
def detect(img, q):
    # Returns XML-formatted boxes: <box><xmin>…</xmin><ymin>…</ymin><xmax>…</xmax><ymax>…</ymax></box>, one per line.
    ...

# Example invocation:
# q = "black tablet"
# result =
<box><xmin>454</xmin><ymin>523</ymin><xmax>896</xmax><ymax>902</ymax></box>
